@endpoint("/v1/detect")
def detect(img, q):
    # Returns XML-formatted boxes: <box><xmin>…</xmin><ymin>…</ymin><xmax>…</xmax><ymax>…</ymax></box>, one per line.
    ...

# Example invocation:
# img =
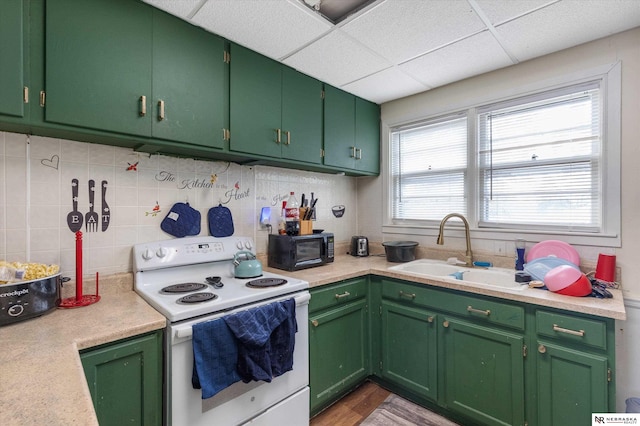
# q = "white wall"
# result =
<box><xmin>358</xmin><ymin>27</ymin><xmax>640</xmax><ymax>409</ymax></box>
<box><xmin>0</xmin><ymin>132</ymin><xmax>358</xmax><ymax>279</ymax></box>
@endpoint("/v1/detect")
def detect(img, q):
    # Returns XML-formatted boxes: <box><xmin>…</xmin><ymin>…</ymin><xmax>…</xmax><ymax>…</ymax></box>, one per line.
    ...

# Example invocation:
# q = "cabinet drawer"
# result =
<box><xmin>310</xmin><ymin>278</ymin><xmax>367</xmax><ymax>313</ymax></box>
<box><xmin>536</xmin><ymin>310</ymin><xmax>608</xmax><ymax>350</ymax></box>
<box><xmin>381</xmin><ymin>280</ymin><xmax>524</xmax><ymax>331</ymax></box>
<box><xmin>443</xmin><ymin>293</ymin><xmax>525</xmax><ymax>331</ymax></box>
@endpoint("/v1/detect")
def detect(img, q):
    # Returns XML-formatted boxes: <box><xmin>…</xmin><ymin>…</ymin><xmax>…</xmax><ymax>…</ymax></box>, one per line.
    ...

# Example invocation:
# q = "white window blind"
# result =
<box><xmin>477</xmin><ymin>82</ymin><xmax>601</xmax><ymax>232</ymax></box>
<box><xmin>391</xmin><ymin>115</ymin><xmax>467</xmax><ymax>221</ymax></box>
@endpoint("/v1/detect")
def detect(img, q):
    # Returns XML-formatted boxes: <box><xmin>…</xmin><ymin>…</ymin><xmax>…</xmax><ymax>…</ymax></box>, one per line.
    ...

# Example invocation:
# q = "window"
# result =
<box><xmin>390</xmin><ymin>114</ymin><xmax>467</xmax><ymax>221</ymax></box>
<box><xmin>477</xmin><ymin>82</ymin><xmax>601</xmax><ymax>232</ymax></box>
<box><xmin>388</xmin><ymin>64</ymin><xmax>620</xmax><ymax>244</ymax></box>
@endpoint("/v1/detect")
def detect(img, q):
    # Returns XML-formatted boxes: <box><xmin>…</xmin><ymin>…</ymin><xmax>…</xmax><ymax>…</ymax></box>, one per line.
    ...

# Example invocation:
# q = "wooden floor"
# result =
<box><xmin>310</xmin><ymin>381</ymin><xmax>391</xmax><ymax>426</ymax></box>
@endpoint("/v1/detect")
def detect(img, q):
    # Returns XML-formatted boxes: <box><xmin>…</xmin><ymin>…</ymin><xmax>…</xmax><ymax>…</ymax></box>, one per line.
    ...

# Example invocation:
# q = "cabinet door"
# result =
<box><xmin>45</xmin><ymin>0</ymin><xmax>153</xmax><ymax>136</ymax></box>
<box><xmin>355</xmin><ymin>97</ymin><xmax>380</xmax><ymax>173</ymax></box>
<box><xmin>442</xmin><ymin>317</ymin><xmax>525</xmax><ymax>426</ymax></box>
<box><xmin>323</xmin><ymin>85</ymin><xmax>356</xmax><ymax>170</ymax></box>
<box><xmin>81</xmin><ymin>331</ymin><xmax>162</xmax><ymax>426</ymax></box>
<box><xmin>380</xmin><ymin>300</ymin><xmax>438</xmax><ymax>401</ymax></box>
<box><xmin>0</xmin><ymin>0</ymin><xmax>26</xmax><ymax>119</ymax></box>
<box><xmin>152</xmin><ymin>10</ymin><xmax>226</xmax><ymax>148</ymax></box>
<box><xmin>536</xmin><ymin>341</ymin><xmax>609</xmax><ymax>426</ymax></box>
<box><xmin>309</xmin><ymin>299</ymin><xmax>369</xmax><ymax>414</ymax></box>
<box><xmin>229</xmin><ymin>44</ymin><xmax>282</xmax><ymax>157</ymax></box>
<box><xmin>281</xmin><ymin>67</ymin><xmax>323</xmax><ymax>164</ymax></box>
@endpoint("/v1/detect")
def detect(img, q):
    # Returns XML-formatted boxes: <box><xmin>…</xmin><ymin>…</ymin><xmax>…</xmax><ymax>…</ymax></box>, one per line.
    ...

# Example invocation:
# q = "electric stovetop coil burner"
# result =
<box><xmin>162</xmin><ymin>283</ymin><xmax>207</xmax><ymax>293</ymax></box>
<box><xmin>177</xmin><ymin>292</ymin><xmax>218</xmax><ymax>304</ymax></box>
<box><xmin>246</xmin><ymin>278</ymin><xmax>288</xmax><ymax>288</ymax></box>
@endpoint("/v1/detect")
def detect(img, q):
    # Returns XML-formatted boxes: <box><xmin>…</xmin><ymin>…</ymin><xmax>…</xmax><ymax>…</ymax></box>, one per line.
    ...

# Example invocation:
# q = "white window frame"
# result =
<box><xmin>383</xmin><ymin>62</ymin><xmax>621</xmax><ymax>247</ymax></box>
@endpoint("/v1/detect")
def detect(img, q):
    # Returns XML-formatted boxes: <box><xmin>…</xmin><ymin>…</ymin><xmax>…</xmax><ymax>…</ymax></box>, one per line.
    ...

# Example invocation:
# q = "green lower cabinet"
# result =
<box><xmin>80</xmin><ymin>331</ymin><xmax>163</xmax><ymax>426</ymax></box>
<box><xmin>380</xmin><ymin>300</ymin><xmax>437</xmax><ymax>400</ymax></box>
<box><xmin>535</xmin><ymin>342</ymin><xmax>609</xmax><ymax>426</ymax></box>
<box><xmin>309</xmin><ymin>278</ymin><xmax>370</xmax><ymax>415</ymax></box>
<box><xmin>441</xmin><ymin>317</ymin><xmax>526</xmax><ymax>426</ymax></box>
<box><xmin>310</xmin><ymin>277</ymin><xmax>616</xmax><ymax>425</ymax></box>
<box><xmin>309</xmin><ymin>299</ymin><xmax>369</xmax><ymax>414</ymax></box>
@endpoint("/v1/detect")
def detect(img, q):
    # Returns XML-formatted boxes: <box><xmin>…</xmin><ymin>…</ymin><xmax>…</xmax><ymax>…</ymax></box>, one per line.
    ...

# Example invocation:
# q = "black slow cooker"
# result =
<box><xmin>0</xmin><ymin>274</ymin><xmax>62</xmax><ymax>326</ymax></box>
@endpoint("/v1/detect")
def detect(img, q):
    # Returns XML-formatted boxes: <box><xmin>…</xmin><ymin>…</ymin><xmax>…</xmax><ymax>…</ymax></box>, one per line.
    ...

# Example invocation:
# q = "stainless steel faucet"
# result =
<box><xmin>437</xmin><ymin>213</ymin><xmax>473</xmax><ymax>266</ymax></box>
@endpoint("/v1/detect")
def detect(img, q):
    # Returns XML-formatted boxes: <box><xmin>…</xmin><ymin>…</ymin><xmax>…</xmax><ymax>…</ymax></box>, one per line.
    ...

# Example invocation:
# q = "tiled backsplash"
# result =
<box><xmin>0</xmin><ymin>131</ymin><xmax>357</xmax><ymax>279</ymax></box>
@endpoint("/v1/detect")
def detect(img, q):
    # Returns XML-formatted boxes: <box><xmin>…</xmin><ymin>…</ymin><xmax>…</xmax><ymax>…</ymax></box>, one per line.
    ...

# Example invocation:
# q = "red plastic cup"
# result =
<box><xmin>595</xmin><ymin>254</ymin><xmax>616</xmax><ymax>282</ymax></box>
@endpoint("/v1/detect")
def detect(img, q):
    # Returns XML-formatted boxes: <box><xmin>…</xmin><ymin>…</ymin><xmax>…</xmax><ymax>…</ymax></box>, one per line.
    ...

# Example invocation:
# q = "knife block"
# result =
<box><xmin>300</xmin><ymin>220</ymin><xmax>312</xmax><ymax>235</ymax></box>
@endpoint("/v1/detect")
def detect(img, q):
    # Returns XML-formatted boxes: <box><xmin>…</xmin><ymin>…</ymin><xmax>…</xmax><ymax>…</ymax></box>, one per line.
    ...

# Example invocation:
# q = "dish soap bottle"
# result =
<box><xmin>515</xmin><ymin>239</ymin><xmax>526</xmax><ymax>270</ymax></box>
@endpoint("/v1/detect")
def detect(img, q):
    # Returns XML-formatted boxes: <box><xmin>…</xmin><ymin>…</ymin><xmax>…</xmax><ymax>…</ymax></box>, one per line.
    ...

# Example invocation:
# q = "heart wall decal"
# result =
<box><xmin>41</xmin><ymin>155</ymin><xmax>60</xmax><ymax>170</ymax></box>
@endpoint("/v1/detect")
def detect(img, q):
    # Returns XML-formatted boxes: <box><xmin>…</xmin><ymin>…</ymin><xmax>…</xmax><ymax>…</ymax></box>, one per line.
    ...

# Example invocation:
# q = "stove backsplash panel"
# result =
<box><xmin>0</xmin><ymin>131</ymin><xmax>358</xmax><ymax>279</ymax></box>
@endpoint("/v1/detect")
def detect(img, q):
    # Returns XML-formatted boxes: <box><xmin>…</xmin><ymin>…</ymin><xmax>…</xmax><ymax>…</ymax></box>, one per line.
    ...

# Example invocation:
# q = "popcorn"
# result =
<box><xmin>0</xmin><ymin>261</ymin><xmax>60</xmax><ymax>284</ymax></box>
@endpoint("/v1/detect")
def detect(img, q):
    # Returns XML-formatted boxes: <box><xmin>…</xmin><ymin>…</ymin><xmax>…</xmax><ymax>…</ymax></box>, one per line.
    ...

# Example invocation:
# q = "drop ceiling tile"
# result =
<box><xmin>399</xmin><ymin>30</ymin><xmax>513</xmax><ymax>89</ymax></box>
<box><xmin>473</xmin><ymin>0</ymin><xmax>554</xmax><ymax>25</ymax></box>
<box><xmin>283</xmin><ymin>30</ymin><xmax>390</xmax><ymax>87</ymax></box>
<box><xmin>496</xmin><ymin>0</ymin><xmax>640</xmax><ymax>61</ymax></box>
<box><xmin>191</xmin><ymin>0</ymin><xmax>332</xmax><ymax>60</ymax></box>
<box><xmin>342</xmin><ymin>67</ymin><xmax>429</xmax><ymax>104</ymax></box>
<box><xmin>341</xmin><ymin>0</ymin><xmax>487</xmax><ymax>64</ymax></box>
<box><xmin>143</xmin><ymin>0</ymin><xmax>203</xmax><ymax>18</ymax></box>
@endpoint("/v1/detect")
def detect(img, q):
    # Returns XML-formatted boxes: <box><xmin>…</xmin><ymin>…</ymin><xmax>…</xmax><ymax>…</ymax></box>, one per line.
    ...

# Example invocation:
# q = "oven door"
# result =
<box><xmin>166</xmin><ymin>291</ymin><xmax>310</xmax><ymax>426</ymax></box>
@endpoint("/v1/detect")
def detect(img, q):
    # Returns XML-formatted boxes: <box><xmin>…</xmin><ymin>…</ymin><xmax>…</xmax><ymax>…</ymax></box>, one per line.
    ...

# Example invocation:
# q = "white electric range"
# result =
<box><xmin>133</xmin><ymin>236</ymin><xmax>310</xmax><ymax>426</ymax></box>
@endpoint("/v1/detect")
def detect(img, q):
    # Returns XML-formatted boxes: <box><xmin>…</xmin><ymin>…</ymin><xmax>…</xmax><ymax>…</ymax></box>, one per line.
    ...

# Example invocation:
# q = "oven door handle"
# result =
<box><xmin>174</xmin><ymin>292</ymin><xmax>311</xmax><ymax>339</ymax></box>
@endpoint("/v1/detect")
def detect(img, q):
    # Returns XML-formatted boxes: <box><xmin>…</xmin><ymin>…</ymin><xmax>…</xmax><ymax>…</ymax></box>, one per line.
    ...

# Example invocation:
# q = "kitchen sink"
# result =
<box><xmin>389</xmin><ymin>259</ymin><xmax>527</xmax><ymax>291</ymax></box>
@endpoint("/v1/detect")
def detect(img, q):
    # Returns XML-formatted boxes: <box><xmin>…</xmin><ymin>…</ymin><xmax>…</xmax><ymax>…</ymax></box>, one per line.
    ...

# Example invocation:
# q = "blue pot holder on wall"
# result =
<box><xmin>208</xmin><ymin>204</ymin><xmax>234</xmax><ymax>237</ymax></box>
<box><xmin>161</xmin><ymin>202</ymin><xmax>201</xmax><ymax>238</ymax></box>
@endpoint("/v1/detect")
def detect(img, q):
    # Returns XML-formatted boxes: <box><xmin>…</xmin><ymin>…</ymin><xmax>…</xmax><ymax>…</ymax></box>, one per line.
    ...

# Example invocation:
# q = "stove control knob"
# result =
<box><xmin>156</xmin><ymin>247</ymin><xmax>168</xmax><ymax>258</ymax></box>
<box><xmin>236</xmin><ymin>241</ymin><xmax>243</xmax><ymax>250</ymax></box>
<box><xmin>142</xmin><ymin>248</ymin><xmax>155</xmax><ymax>260</ymax></box>
<box><xmin>244</xmin><ymin>240</ymin><xmax>253</xmax><ymax>250</ymax></box>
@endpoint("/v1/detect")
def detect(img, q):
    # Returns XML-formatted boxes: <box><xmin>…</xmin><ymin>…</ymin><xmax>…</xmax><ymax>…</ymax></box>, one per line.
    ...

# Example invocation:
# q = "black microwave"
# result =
<box><xmin>268</xmin><ymin>233</ymin><xmax>334</xmax><ymax>271</ymax></box>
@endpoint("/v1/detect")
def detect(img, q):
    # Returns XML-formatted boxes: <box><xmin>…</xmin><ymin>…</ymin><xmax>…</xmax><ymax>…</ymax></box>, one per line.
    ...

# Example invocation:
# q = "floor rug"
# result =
<box><xmin>360</xmin><ymin>394</ymin><xmax>460</xmax><ymax>426</ymax></box>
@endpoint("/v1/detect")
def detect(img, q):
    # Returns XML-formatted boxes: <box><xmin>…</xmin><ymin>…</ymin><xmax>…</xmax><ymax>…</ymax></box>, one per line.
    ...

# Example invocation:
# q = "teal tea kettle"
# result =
<box><xmin>233</xmin><ymin>251</ymin><xmax>263</xmax><ymax>279</ymax></box>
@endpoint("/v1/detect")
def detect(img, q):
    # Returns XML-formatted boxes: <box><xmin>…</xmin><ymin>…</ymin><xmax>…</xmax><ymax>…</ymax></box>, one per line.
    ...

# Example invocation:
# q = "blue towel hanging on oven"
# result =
<box><xmin>224</xmin><ymin>298</ymin><xmax>297</xmax><ymax>383</ymax></box>
<box><xmin>191</xmin><ymin>318</ymin><xmax>242</xmax><ymax>399</ymax></box>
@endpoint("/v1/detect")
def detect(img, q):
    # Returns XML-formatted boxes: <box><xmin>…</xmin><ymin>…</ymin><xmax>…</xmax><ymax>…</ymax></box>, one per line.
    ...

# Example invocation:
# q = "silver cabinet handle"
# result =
<box><xmin>553</xmin><ymin>324</ymin><xmax>585</xmax><ymax>337</ymax></box>
<box><xmin>538</xmin><ymin>344</ymin><xmax>546</xmax><ymax>354</ymax></box>
<box><xmin>158</xmin><ymin>100</ymin><xmax>165</xmax><ymax>121</ymax></box>
<box><xmin>139</xmin><ymin>95</ymin><xmax>146</xmax><ymax>116</ymax></box>
<box><xmin>335</xmin><ymin>291</ymin><xmax>350</xmax><ymax>299</ymax></box>
<box><xmin>467</xmin><ymin>305</ymin><xmax>491</xmax><ymax>316</ymax></box>
<box><xmin>355</xmin><ymin>147</ymin><xmax>362</xmax><ymax>160</ymax></box>
<box><xmin>284</xmin><ymin>131</ymin><xmax>291</xmax><ymax>145</ymax></box>
<box><xmin>427</xmin><ymin>316</ymin><xmax>434</xmax><ymax>323</ymax></box>
<box><xmin>275</xmin><ymin>129</ymin><xmax>281</xmax><ymax>144</ymax></box>
<box><xmin>311</xmin><ymin>319</ymin><xmax>319</xmax><ymax>327</ymax></box>
<box><xmin>399</xmin><ymin>290</ymin><xmax>416</xmax><ymax>300</ymax></box>
<box><xmin>350</xmin><ymin>146</ymin><xmax>356</xmax><ymax>158</ymax></box>
<box><xmin>443</xmin><ymin>320</ymin><xmax>449</xmax><ymax>328</ymax></box>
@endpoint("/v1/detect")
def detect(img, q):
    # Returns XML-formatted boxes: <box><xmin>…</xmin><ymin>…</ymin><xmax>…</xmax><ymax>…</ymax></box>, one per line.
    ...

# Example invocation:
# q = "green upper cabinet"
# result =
<box><xmin>45</xmin><ymin>0</ymin><xmax>153</xmax><ymax>136</ymax></box>
<box><xmin>229</xmin><ymin>44</ymin><xmax>323</xmax><ymax>164</ymax></box>
<box><xmin>44</xmin><ymin>0</ymin><xmax>226</xmax><ymax>149</ymax></box>
<box><xmin>151</xmin><ymin>10</ymin><xmax>226</xmax><ymax>148</ymax></box>
<box><xmin>323</xmin><ymin>85</ymin><xmax>380</xmax><ymax>174</ymax></box>
<box><xmin>355</xmin><ymin>97</ymin><xmax>380</xmax><ymax>174</ymax></box>
<box><xmin>0</xmin><ymin>0</ymin><xmax>28</xmax><ymax>120</ymax></box>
